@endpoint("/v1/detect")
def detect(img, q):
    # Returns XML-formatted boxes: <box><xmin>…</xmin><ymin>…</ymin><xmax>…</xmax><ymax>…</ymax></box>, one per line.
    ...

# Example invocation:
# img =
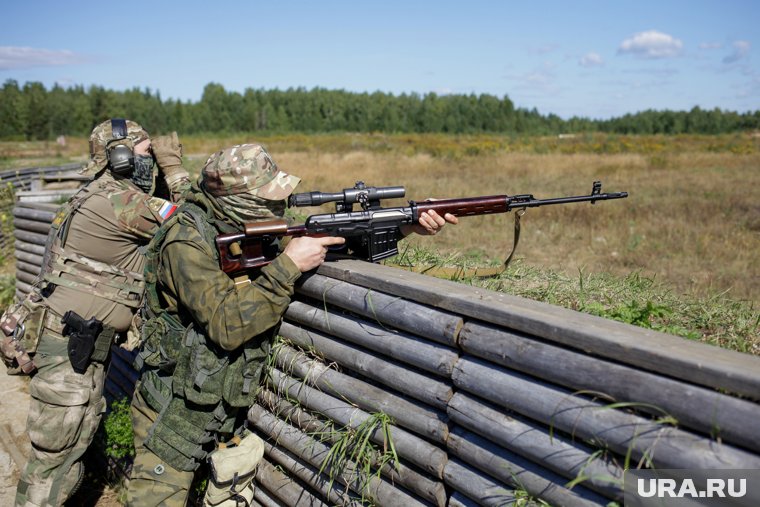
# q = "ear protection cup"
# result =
<box><xmin>107</xmin><ymin>118</ymin><xmax>135</xmax><ymax>175</ymax></box>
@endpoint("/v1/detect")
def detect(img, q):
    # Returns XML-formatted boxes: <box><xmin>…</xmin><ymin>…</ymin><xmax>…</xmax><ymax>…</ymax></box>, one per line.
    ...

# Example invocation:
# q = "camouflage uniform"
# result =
<box><xmin>127</xmin><ymin>145</ymin><xmax>301</xmax><ymax>507</ymax></box>
<box><xmin>11</xmin><ymin>120</ymin><xmax>190</xmax><ymax>507</ymax></box>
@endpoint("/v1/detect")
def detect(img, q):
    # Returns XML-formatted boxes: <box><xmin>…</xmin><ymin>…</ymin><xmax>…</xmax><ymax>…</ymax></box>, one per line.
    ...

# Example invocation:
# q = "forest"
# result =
<box><xmin>1</xmin><ymin>79</ymin><xmax>759</xmax><ymax>140</ymax></box>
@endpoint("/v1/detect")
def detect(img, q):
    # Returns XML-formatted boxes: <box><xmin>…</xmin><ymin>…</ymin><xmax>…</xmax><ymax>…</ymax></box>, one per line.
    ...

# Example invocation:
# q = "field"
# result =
<box><xmin>1</xmin><ymin>133</ymin><xmax>758</xmax><ymax>351</ymax></box>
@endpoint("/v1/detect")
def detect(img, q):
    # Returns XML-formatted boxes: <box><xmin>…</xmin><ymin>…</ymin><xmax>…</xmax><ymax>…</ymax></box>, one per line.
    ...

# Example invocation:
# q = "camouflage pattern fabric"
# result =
<box><xmin>127</xmin><ymin>188</ymin><xmax>301</xmax><ymax>505</ymax></box>
<box><xmin>215</xmin><ymin>192</ymin><xmax>286</xmax><ymax>225</ymax></box>
<box><xmin>126</xmin><ymin>388</ymin><xmax>194</xmax><ymax>507</ymax></box>
<box><xmin>13</xmin><ymin>148</ymin><xmax>188</xmax><ymax>506</ymax></box>
<box><xmin>199</xmin><ymin>144</ymin><xmax>300</xmax><ymax>199</ymax></box>
<box><xmin>15</xmin><ymin>332</ymin><xmax>106</xmax><ymax>507</ymax></box>
<box><xmin>156</xmin><ymin>206</ymin><xmax>300</xmax><ymax>350</ymax></box>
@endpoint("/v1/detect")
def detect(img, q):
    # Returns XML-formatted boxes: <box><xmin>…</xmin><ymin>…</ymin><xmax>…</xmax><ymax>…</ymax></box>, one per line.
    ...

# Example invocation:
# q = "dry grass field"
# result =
<box><xmin>274</xmin><ymin>150</ymin><xmax>760</xmax><ymax>307</ymax></box>
<box><xmin>2</xmin><ymin>134</ymin><xmax>757</xmax><ymax>305</ymax></box>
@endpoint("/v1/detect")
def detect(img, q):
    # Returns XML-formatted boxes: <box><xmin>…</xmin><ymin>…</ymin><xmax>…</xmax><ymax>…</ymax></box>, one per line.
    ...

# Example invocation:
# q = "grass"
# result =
<box><xmin>1</xmin><ymin>132</ymin><xmax>758</xmax><ymax>351</ymax></box>
<box><xmin>388</xmin><ymin>248</ymin><xmax>759</xmax><ymax>354</ymax></box>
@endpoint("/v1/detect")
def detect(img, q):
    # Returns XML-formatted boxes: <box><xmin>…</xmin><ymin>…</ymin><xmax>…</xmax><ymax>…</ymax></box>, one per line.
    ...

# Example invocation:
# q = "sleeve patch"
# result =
<box><xmin>159</xmin><ymin>201</ymin><xmax>178</xmax><ymax>219</ymax></box>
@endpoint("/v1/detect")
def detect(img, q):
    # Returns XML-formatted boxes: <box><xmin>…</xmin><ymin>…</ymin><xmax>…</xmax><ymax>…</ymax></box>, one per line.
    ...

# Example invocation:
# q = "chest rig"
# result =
<box><xmin>135</xmin><ymin>202</ymin><xmax>268</xmax><ymax>471</ymax></box>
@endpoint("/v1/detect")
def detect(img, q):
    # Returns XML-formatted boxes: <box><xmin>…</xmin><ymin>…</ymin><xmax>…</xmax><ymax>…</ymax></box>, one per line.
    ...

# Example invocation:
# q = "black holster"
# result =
<box><xmin>61</xmin><ymin>310</ymin><xmax>114</xmax><ymax>374</ymax></box>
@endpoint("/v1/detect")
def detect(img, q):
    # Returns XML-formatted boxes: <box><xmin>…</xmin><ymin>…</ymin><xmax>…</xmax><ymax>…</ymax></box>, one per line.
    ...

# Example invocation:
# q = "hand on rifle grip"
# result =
<box><xmin>283</xmin><ymin>236</ymin><xmax>346</xmax><ymax>272</ymax></box>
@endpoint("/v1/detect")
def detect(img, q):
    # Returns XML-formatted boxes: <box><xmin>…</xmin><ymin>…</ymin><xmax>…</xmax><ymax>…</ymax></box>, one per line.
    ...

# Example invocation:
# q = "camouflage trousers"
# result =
<box><xmin>126</xmin><ymin>386</ymin><xmax>194</xmax><ymax>507</ymax></box>
<box><xmin>15</xmin><ymin>330</ymin><xmax>107</xmax><ymax>507</ymax></box>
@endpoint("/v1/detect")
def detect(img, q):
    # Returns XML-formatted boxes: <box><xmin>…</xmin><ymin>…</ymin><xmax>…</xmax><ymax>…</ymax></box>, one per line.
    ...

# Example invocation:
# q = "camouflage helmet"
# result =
<box><xmin>201</xmin><ymin>144</ymin><xmax>300</xmax><ymax>200</ymax></box>
<box><xmin>80</xmin><ymin>119</ymin><xmax>150</xmax><ymax>176</ymax></box>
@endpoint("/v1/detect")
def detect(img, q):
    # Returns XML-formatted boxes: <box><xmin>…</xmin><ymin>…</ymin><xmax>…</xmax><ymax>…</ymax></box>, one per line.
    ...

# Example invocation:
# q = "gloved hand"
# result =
<box><xmin>151</xmin><ymin>132</ymin><xmax>183</xmax><ymax>171</ymax></box>
<box><xmin>151</xmin><ymin>132</ymin><xmax>190</xmax><ymax>196</ymax></box>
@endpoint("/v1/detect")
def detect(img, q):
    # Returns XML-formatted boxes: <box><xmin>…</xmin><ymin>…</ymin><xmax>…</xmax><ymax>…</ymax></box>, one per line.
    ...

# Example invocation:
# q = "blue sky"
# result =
<box><xmin>2</xmin><ymin>0</ymin><xmax>758</xmax><ymax>119</ymax></box>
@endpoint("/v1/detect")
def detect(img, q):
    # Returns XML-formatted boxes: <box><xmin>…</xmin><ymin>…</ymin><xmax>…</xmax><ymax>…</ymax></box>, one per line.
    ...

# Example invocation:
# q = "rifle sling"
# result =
<box><xmin>401</xmin><ymin>209</ymin><xmax>524</xmax><ymax>279</ymax></box>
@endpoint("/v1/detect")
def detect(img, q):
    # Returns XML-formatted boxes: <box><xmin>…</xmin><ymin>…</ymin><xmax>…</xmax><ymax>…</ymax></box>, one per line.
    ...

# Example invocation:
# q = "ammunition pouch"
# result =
<box><xmin>172</xmin><ymin>326</ymin><xmax>268</xmax><ymax>408</ymax></box>
<box><xmin>0</xmin><ymin>291</ymin><xmax>48</xmax><ymax>374</ymax></box>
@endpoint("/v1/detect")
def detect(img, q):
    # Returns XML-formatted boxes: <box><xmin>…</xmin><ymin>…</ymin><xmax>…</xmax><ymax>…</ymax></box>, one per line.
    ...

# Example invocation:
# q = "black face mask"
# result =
<box><xmin>132</xmin><ymin>155</ymin><xmax>155</xmax><ymax>193</ymax></box>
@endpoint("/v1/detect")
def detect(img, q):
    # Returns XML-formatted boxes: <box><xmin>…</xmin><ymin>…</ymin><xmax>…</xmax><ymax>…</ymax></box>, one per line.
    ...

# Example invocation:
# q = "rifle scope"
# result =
<box><xmin>289</xmin><ymin>182</ymin><xmax>405</xmax><ymax>208</ymax></box>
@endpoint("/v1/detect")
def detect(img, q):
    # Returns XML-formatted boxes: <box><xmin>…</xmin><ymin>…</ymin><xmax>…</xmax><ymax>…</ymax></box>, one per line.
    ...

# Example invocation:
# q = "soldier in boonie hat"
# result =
<box><xmin>201</xmin><ymin>144</ymin><xmax>300</xmax><ymax>198</ymax></box>
<box><xmin>199</xmin><ymin>144</ymin><xmax>302</xmax><ymax>224</ymax></box>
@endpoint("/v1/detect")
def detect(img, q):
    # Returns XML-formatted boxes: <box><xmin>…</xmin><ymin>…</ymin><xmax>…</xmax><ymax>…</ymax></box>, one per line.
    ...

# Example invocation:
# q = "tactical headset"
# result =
<box><xmin>106</xmin><ymin>118</ymin><xmax>135</xmax><ymax>175</ymax></box>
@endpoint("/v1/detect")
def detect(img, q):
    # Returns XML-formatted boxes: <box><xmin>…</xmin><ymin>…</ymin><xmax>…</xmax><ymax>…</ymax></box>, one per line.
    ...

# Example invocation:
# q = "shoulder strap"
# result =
<box><xmin>143</xmin><ymin>202</ymin><xmax>216</xmax><ymax>317</ymax></box>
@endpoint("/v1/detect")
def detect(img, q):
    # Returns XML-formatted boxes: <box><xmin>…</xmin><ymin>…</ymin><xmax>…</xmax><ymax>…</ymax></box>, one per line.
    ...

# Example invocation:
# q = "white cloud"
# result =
<box><xmin>723</xmin><ymin>40</ymin><xmax>750</xmax><ymax>64</ymax></box>
<box><xmin>0</xmin><ymin>46</ymin><xmax>88</xmax><ymax>70</ymax></box>
<box><xmin>579</xmin><ymin>52</ymin><xmax>604</xmax><ymax>68</ymax></box>
<box><xmin>699</xmin><ymin>42</ymin><xmax>723</xmax><ymax>50</ymax></box>
<box><xmin>618</xmin><ymin>30</ymin><xmax>683</xmax><ymax>59</ymax></box>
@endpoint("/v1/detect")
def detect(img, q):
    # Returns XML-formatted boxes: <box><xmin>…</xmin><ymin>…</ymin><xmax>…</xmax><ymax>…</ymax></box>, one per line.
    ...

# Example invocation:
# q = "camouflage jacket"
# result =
<box><xmin>152</xmin><ymin>197</ymin><xmax>301</xmax><ymax>351</ymax></box>
<box><xmin>43</xmin><ymin>171</ymin><xmax>183</xmax><ymax>332</ymax></box>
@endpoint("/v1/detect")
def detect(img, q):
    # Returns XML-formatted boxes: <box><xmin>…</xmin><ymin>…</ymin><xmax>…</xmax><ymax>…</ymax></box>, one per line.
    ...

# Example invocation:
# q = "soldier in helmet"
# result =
<box><xmin>126</xmin><ymin>144</ymin><xmax>455</xmax><ymax>506</ymax></box>
<box><xmin>3</xmin><ymin>119</ymin><xmax>191</xmax><ymax>507</ymax></box>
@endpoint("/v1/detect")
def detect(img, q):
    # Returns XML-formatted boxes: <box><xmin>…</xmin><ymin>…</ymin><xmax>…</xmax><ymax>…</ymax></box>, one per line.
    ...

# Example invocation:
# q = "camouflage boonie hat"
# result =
<box><xmin>201</xmin><ymin>144</ymin><xmax>301</xmax><ymax>199</ymax></box>
<box><xmin>80</xmin><ymin>119</ymin><xmax>150</xmax><ymax>176</ymax></box>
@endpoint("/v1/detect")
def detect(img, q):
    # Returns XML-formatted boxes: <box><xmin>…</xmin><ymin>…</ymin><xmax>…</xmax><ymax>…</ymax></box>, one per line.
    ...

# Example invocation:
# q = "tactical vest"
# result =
<box><xmin>41</xmin><ymin>177</ymin><xmax>145</xmax><ymax>308</ymax></box>
<box><xmin>2</xmin><ymin>177</ymin><xmax>146</xmax><ymax>372</ymax></box>
<box><xmin>135</xmin><ymin>202</ymin><xmax>268</xmax><ymax>472</ymax></box>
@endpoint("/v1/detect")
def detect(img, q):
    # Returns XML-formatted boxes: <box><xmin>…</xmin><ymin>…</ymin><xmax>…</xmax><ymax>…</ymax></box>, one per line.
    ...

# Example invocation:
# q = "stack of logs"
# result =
<box><xmin>246</xmin><ymin>260</ymin><xmax>760</xmax><ymax>507</ymax></box>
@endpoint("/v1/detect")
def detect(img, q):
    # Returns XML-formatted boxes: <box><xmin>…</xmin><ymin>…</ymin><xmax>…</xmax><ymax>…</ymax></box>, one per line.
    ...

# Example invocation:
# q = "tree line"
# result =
<box><xmin>1</xmin><ymin>79</ymin><xmax>758</xmax><ymax>140</ymax></box>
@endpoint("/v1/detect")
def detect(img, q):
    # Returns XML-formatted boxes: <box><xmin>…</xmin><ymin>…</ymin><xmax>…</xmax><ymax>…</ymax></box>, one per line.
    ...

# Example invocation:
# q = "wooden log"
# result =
<box><xmin>285</xmin><ymin>299</ymin><xmax>459</xmax><ymax>377</ymax></box>
<box><xmin>14</xmin><ymin>250</ymin><xmax>43</xmax><ymax>267</ymax></box>
<box><xmin>256</xmin><ymin>459</ymin><xmax>329</xmax><ymax>507</ymax></box>
<box><xmin>104</xmin><ymin>367</ymin><xmax>136</xmax><ymax>402</ymax></box>
<box><xmin>296</xmin><ymin>273</ymin><xmax>462</xmax><ymax>346</ymax></box>
<box><xmin>14</xmin><ymin>229</ymin><xmax>48</xmax><ymax>246</ymax></box>
<box><xmin>448</xmin><ymin>392</ymin><xmax>623</xmax><ymax>500</ymax></box>
<box><xmin>264</xmin><ymin>369</ymin><xmax>449</xmax><ymax>482</ymax></box>
<box><xmin>443</xmin><ymin>458</ymin><xmax>517</xmax><ymax>507</ymax></box>
<box><xmin>252</xmin><ymin>483</ymin><xmax>285</xmax><ymax>507</ymax></box>
<box><xmin>15</xmin><ymin>281</ymin><xmax>32</xmax><ymax>300</ymax></box>
<box><xmin>15</xmin><ymin>261</ymin><xmax>41</xmax><ymax>277</ymax></box>
<box><xmin>448</xmin><ymin>491</ymin><xmax>480</xmax><ymax>507</ymax></box>
<box><xmin>280</xmin><ymin>322</ymin><xmax>453</xmax><ymax>409</ymax></box>
<box><xmin>257</xmin><ymin>389</ymin><xmax>447</xmax><ymax>506</ymax></box>
<box><xmin>460</xmin><ymin>321</ymin><xmax>760</xmax><ymax>454</ymax></box>
<box><xmin>15</xmin><ymin>189</ymin><xmax>75</xmax><ymax>203</ymax></box>
<box><xmin>249</xmin><ymin>405</ymin><xmax>428</xmax><ymax>507</ymax></box>
<box><xmin>12</xmin><ymin>206</ymin><xmax>55</xmax><ymax>222</ymax></box>
<box><xmin>275</xmin><ymin>345</ymin><xmax>449</xmax><ymax>444</ymax></box>
<box><xmin>13</xmin><ymin>201</ymin><xmax>63</xmax><ymax>212</ymax></box>
<box><xmin>13</xmin><ymin>218</ymin><xmax>53</xmax><ymax>235</ymax></box>
<box><xmin>15</xmin><ymin>269</ymin><xmax>38</xmax><ymax>286</ymax></box>
<box><xmin>452</xmin><ymin>356</ymin><xmax>760</xmax><ymax>470</ymax></box>
<box><xmin>448</xmin><ymin>426</ymin><xmax>608</xmax><ymax>507</ymax></box>
<box><xmin>14</xmin><ymin>240</ymin><xmax>46</xmax><ymax>256</ymax></box>
<box><xmin>262</xmin><ymin>439</ymin><xmax>361</xmax><ymax>507</ymax></box>
<box><xmin>316</xmin><ymin>259</ymin><xmax>760</xmax><ymax>399</ymax></box>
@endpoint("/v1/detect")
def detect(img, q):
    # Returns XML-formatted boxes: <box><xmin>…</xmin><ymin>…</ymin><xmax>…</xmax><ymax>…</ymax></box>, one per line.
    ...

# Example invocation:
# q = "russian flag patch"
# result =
<box><xmin>159</xmin><ymin>201</ymin><xmax>178</xmax><ymax>220</ymax></box>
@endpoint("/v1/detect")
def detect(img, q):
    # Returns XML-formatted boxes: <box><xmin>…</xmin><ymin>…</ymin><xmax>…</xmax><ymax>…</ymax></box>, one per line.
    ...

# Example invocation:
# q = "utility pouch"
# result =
<box><xmin>61</xmin><ymin>310</ymin><xmax>103</xmax><ymax>374</ymax></box>
<box><xmin>0</xmin><ymin>292</ymin><xmax>48</xmax><ymax>374</ymax></box>
<box><xmin>204</xmin><ymin>430</ymin><xmax>264</xmax><ymax>506</ymax></box>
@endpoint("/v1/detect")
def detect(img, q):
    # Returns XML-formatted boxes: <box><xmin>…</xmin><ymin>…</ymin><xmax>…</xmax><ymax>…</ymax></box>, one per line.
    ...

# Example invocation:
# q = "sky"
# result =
<box><xmin>1</xmin><ymin>0</ymin><xmax>758</xmax><ymax>120</ymax></box>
